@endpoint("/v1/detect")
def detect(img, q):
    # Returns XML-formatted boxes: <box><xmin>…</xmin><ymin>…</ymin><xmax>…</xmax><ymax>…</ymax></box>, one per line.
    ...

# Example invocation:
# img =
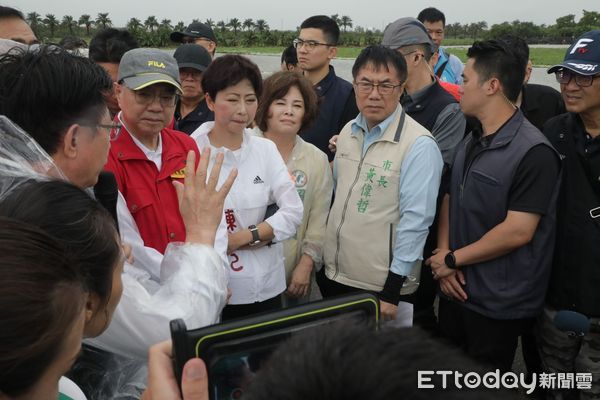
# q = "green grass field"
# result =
<box><xmin>219</xmin><ymin>46</ymin><xmax>566</xmax><ymax>67</ymax></box>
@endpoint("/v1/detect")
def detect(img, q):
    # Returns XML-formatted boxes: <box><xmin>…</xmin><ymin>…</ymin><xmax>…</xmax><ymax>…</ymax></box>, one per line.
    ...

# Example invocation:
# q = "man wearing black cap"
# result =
<box><xmin>173</xmin><ymin>44</ymin><xmax>214</xmax><ymax>134</ymax></box>
<box><xmin>539</xmin><ymin>30</ymin><xmax>600</xmax><ymax>399</ymax></box>
<box><xmin>170</xmin><ymin>22</ymin><xmax>217</xmax><ymax>57</ymax></box>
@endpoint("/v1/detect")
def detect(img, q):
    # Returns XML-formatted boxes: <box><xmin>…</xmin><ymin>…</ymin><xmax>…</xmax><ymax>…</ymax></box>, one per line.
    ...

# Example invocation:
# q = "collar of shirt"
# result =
<box><xmin>314</xmin><ymin>65</ymin><xmax>337</xmax><ymax>97</ymax></box>
<box><xmin>115</xmin><ymin>112</ymin><xmax>164</xmax><ymax>169</ymax></box>
<box><xmin>351</xmin><ymin>105</ymin><xmax>401</xmax><ymax>154</ymax></box>
<box><xmin>401</xmin><ymin>79</ymin><xmax>436</xmax><ymax>108</ymax></box>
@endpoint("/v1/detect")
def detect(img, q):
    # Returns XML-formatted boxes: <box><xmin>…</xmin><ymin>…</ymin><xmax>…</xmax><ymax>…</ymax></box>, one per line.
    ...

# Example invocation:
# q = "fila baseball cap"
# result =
<box><xmin>118</xmin><ymin>48</ymin><xmax>182</xmax><ymax>92</ymax></box>
<box><xmin>548</xmin><ymin>30</ymin><xmax>600</xmax><ymax>76</ymax></box>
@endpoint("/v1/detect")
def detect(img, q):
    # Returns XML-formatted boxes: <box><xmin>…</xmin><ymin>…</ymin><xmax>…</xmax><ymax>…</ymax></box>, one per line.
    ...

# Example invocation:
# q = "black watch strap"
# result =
<box><xmin>445</xmin><ymin>251</ymin><xmax>457</xmax><ymax>270</ymax></box>
<box><xmin>248</xmin><ymin>224</ymin><xmax>260</xmax><ymax>246</ymax></box>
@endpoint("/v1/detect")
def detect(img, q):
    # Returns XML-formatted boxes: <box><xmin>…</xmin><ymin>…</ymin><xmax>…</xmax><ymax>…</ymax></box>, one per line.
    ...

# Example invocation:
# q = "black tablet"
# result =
<box><xmin>170</xmin><ymin>292</ymin><xmax>379</xmax><ymax>399</ymax></box>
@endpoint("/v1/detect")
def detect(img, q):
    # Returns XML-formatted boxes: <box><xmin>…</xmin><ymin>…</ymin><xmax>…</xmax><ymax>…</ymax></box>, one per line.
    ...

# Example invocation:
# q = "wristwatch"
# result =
<box><xmin>248</xmin><ymin>225</ymin><xmax>261</xmax><ymax>246</ymax></box>
<box><xmin>445</xmin><ymin>251</ymin><xmax>458</xmax><ymax>270</ymax></box>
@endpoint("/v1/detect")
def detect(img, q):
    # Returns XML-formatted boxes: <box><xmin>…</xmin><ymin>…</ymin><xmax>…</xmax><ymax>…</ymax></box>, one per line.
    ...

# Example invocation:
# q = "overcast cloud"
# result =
<box><xmin>12</xmin><ymin>0</ymin><xmax>599</xmax><ymax>31</ymax></box>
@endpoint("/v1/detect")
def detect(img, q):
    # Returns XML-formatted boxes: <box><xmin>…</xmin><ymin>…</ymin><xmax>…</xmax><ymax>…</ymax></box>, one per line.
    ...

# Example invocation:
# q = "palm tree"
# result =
<box><xmin>43</xmin><ymin>14</ymin><xmax>58</xmax><ymax>38</ymax></box>
<box><xmin>62</xmin><ymin>15</ymin><xmax>76</xmax><ymax>35</ymax></box>
<box><xmin>204</xmin><ymin>19</ymin><xmax>214</xmax><ymax>28</ymax></box>
<box><xmin>173</xmin><ymin>21</ymin><xmax>185</xmax><ymax>32</ymax></box>
<box><xmin>79</xmin><ymin>14</ymin><xmax>93</xmax><ymax>36</ymax></box>
<box><xmin>255</xmin><ymin>19</ymin><xmax>269</xmax><ymax>33</ymax></box>
<box><xmin>160</xmin><ymin>19</ymin><xmax>172</xmax><ymax>29</ymax></box>
<box><xmin>243</xmin><ymin>18</ymin><xmax>255</xmax><ymax>31</ymax></box>
<box><xmin>96</xmin><ymin>13</ymin><xmax>112</xmax><ymax>30</ymax></box>
<box><xmin>144</xmin><ymin>16</ymin><xmax>159</xmax><ymax>32</ymax></box>
<box><xmin>340</xmin><ymin>16</ymin><xmax>353</xmax><ymax>32</ymax></box>
<box><xmin>26</xmin><ymin>12</ymin><xmax>41</xmax><ymax>34</ymax></box>
<box><xmin>127</xmin><ymin>17</ymin><xmax>142</xmax><ymax>33</ymax></box>
<box><xmin>216</xmin><ymin>20</ymin><xmax>228</xmax><ymax>33</ymax></box>
<box><xmin>228</xmin><ymin>18</ymin><xmax>241</xmax><ymax>36</ymax></box>
<box><xmin>330</xmin><ymin>14</ymin><xmax>341</xmax><ymax>25</ymax></box>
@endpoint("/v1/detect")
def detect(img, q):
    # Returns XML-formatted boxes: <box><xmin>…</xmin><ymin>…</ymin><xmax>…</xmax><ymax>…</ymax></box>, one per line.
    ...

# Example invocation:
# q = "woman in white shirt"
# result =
<box><xmin>191</xmin><ymin>55</ymin><xmax>303</xmax><ymax>320</ymax></box>
<box><xmin>253</xmin><ymin>71</ymin><xmax>334</xmax><ymax>305</ymax></box>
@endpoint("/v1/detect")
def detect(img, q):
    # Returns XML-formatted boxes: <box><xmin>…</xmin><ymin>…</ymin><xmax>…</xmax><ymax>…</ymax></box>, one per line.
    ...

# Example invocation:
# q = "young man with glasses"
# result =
<box><xmin>295</xmin><ymin>15</ymin><xmax>358</xmax><ymax>161</ymax></box>
<box><xmin>170</xmin><ymin>22</ymin><xmax>217</xmax><ymax>58</ymax></box>
<box><xmin>320</xmin><ymin>45</ymin><xmax>443</xmax><ymax>323</ymax></box>
<box><xmin>105</xmin><ymin>48</ymin><xmax>205</xmax><ymax>259</ymax></box>
<box><xmin>381</xmin><ymin>17</ymin><xmax>466</xmax><ymax>330</ymax></box>
<box><xmin>539</xmin><ymin>30</ymin><xmax>600</xmax><ymax>399</ymax></box>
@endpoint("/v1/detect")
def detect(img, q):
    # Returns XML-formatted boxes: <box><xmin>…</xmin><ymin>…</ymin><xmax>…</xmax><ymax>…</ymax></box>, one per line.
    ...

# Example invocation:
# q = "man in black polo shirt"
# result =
<box><xmin>173</xmin><ymin>44</ymin><xmax>213</xmax><ymax>135</ymax></box>
<box><xmin>540</xmin><ymin>30</ymin><xmax>600</xmax><ymax>399</ymax></box>
<box><xmin>295</xmin><ymin>15</ymin><xmax>358</xmax><ymax>161</ymax></box>
<box><xmin>381</xmin><ymin>17</ymin><xmax>465</xmax><ymax>330</ymax></box>
<box><xmin>500</xmin><ymin>35</ymin><xmax>565</xmax><ymax>131</ymax></box>
<box><xmin>427</xmin><ymin>39</ymin><xmax>560</xmax><ymax>372</ymax></box>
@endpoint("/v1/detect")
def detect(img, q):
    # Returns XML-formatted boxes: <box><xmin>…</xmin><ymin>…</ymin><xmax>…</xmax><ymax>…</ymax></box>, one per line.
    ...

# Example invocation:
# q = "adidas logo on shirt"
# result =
<box><xmin>253</xmin><ymin>176</ymin><xmax>264</xmax><ymax>184</ymax></box>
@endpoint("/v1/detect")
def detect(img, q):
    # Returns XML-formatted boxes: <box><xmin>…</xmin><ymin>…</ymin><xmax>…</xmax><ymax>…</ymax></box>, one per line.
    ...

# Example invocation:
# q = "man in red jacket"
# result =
<box><xmin>105</xmin><ymin>48</ymin><xmax>200</xmax><ymax>256</ymax></box>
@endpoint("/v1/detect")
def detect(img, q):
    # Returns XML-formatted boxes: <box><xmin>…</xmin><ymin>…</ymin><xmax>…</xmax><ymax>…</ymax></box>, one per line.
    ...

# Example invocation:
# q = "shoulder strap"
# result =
<box><xmin>436</xmin><ymin>60</ymin><xmax>448</xmax><ymax>78</ymax></box>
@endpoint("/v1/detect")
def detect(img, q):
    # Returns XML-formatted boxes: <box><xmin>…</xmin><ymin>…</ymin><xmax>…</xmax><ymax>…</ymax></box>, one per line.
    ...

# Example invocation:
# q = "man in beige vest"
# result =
<box><xmin>319</xmin><ymin>45</ymin><xmax>443</xmax><ymax>321</ymax></box>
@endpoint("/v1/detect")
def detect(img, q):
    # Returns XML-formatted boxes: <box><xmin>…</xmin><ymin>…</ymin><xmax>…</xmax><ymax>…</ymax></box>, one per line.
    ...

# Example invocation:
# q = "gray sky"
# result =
<box><xmin>13</xmin><ymin>0</ymin><xmax>599</xmax><ymax>31</ymax></box>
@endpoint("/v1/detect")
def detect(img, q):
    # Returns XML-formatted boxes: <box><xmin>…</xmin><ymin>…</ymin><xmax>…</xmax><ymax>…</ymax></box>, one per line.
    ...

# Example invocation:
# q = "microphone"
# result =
<box><xmin>94</xmin><ymin>171</ymin><xmax>120</xmax><ymax>233</ymax></box>
<box><xmin>553</xmin><ymin>310</ymin><xmax>590</xmax><ymax>337</ymax></box>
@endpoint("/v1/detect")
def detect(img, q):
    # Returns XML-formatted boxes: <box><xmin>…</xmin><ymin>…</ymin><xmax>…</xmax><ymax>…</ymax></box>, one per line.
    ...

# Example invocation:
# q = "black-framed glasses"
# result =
<box><xmin>182</xmin><ymin>36</ymin><xmax>213</xmax><ymax>44</ymax></box>
<box><xmin>292</xmin><ymin>38</ymin><xmax>333</xmax><ymax>51</ymax></box>
<box><xmin>555</xmin><ymin>69</ymin><xmax>597</xmax><ymax>87</ymax></box>
<box><xmin>132</xmin><ymin>89</ymin><xmax>179</xmax><ymax>107</ymax></box>
<box><xmin>354</xmin><ymin>81</ymin><xmax>403</xmax><ymax>95</ymax></box>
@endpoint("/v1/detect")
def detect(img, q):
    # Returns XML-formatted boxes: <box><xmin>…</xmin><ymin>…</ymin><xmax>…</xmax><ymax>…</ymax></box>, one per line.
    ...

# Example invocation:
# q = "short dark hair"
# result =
<box><xmin>201</xmin><ymin>54</ymin><xmax>263</xmax><ymax>101</ymax></box>
<box><xmin>0</xmin><ymin>217</ymin><xmax>86</xmax><ymax>397</ymax></box>
<box><xmin>245</xmin><ymin>323</ymin><xmax>518</xmax><ymax>400</ymax></box>
<box><xmin>256</xmin><ymin>71</ymin><xmax>319</xmax><ymax>132</ymax></box>
<box><xmin>59</xmin><ymin>36</ymin><xmax>88</xmax><ymax>51</ymax></box>
<box><xmin>0</xmin><ymin>5</ymin><xmax>25</xmax><ymax>20</ymax></box>
<box><xmin>0</xmin><ymin>46</ymin><xmax>112</xmax><ymax>155</ymax></box>
<box><xmin>498</xmin><ymin>34</ymin><xmax>529</xmax><ymax>71</ymax></box>
<box><xmin>89</xmin><ymin>28</ymin><xmax>139</xmax><ymax>64</ymax></box>
<box><xmin>281</xmin><ymin>45</ymin><xmax>298</xmax><ymax>66</ymax></box>
<box><xmin>467</xmin><ymin>39</ymin><xmax>525</xmax><ymax>102</ymax></box>
<box><xmin>417</xmin><ymin>7</ymin><xmax>446</xmax><ymax>26</ymax></box>
<box><xmin>300</xmin><ymin>15</ymin><xmax>340</xmax><ymax>45</ymax></box>
<box><xmin>0</xmin><ymin>180</ymin><xmax>121</xmax><ymax>311</ymax></box>
<box><xmin>352</xmin><ymin>45</ymin><xmax>408</xmax><ymax>83</ymax></box>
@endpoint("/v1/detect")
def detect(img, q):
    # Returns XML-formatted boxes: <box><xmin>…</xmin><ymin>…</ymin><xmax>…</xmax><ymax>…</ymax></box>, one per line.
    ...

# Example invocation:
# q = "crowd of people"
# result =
<box><xmin>0</xmin><ymin>4</ymin><xmax>599</xmax><ymax>399</ymax></box>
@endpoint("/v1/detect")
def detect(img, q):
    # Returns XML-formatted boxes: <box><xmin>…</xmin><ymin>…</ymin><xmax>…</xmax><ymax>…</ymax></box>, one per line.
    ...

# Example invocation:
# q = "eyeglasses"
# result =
<box><xmin>132</xmin><ymin>89</ymin><xmax>179</xmax><ymax>107</ymax></box>
<box><xmin>293</xmin><ymin>38</ymin><xmax>334</xmax><ymax>51</ymax></box>
<box><xmin>354</xmin><ymin>81</ymin><xmax>403</xmax><ymax>95</ymax></box>
<box><xmin>555</xmin><ymin>69</ymin><xmax>598</xmax><ymax>87</ymax></box>
<box><xmin>179</xmin><ymin>69</ymin><xmax>202</xmax><ymax>80</ymax></box>
<box><xmin>399</xmin><ymin>49</ymin><xmax>424</xmax><ymax>58</ymax></box>
<box><xmin>182</xmin><ymin>37</ymin><xmax>212</xmax><ymax>44</ymax></box>
<box><xmin>81</xmin><ymin>123</ymin><xmax>122</xmax><ymax>141</ymax></box>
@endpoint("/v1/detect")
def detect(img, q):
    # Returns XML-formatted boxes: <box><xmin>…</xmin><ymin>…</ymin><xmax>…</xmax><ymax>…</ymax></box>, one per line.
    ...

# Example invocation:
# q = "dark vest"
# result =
<box><xmin>403</xmin><ymin>80</ymin><xmax>458</xmax><ymax>259</ymax></box>
<box><xmin>544</xmin><ymin>113</ymin><xmax>600</xmax><ymax>317</ymax></box>
<box><xmin>402</xmin><ymin>80</ymin><xmax>457</xmax><ymax>132</ymax></box>
<box><xmin>449</xmin><ymin>110</ymin><xmax>559</xmax><ymax>319</ymax></box>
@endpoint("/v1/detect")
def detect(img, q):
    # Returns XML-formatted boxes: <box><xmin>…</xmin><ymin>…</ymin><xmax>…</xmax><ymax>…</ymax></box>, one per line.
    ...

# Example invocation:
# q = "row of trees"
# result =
<box><xmin>25</xmin><ymin>10</ymin><xmax>600</xmax><ymax>47</ymax></box>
